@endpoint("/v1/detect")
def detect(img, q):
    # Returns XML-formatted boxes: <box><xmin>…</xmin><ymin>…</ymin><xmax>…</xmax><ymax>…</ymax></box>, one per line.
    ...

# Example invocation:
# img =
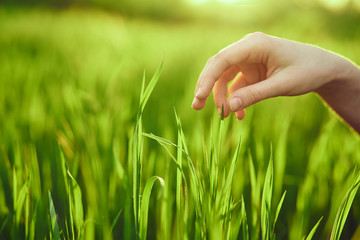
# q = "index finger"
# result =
<box><xmin>192</xmin><ymin>32</ymin><xmax>271</xmax><ymax>110</ymax></box>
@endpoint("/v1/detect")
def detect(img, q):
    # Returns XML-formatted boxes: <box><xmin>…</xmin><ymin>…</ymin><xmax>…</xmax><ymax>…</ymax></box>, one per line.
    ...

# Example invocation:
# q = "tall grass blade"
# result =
<box><xmin>134</xmin><ymin>62</ymin><xmax>163</xmax><ymax>238</ymax></box>
<box><xmin>305</xmin><ymin>216</ymin><xmax>323</xmax><ymax>240</ymax></box>
<box><xmin>139</xmin><ymin>176</ymin><xmax>164</xmax><ymax>240</ymax></box>
<box><xmin>59</xmin><ymin>144</ymin><xmax>69</xmax><ymax>194</ymax></box>
<box><xmin>139</xmin><ymin>61</ymin><xmax>163</xmax><ymax>113</ymax></box>
<box><xmin>174</xmin><ymin>109</ymin><xmax>200</xmax><ymax>205</ymax></box>
<box><xmin>217</xmin><ymin>104</ymin><xmax>225</xmax><ymax>166</ymax></box>
<box><xmin>248</xmin><ymin>150</ymin><xmax>260</xmax><ymax>239</ymax></box>
<box><xmin>59</xmin><ymin>145</ymin><xmax>73</xmax><ymax>240</ymax></box>
<box><xmin>29</xmin><ymin>201</ymin><xmax>38</xmax><ymax>240</ymax></box>
<box><xmin>133</xmin><ymin>118</ymin><xmax>142</xmax><ymax>236</ymax></box>
<box><xmin>13</xmin><ymin>167</ymin><xmax>17</xmax><ymax>212</ymax></box>
<box><xmin>12</xmin><ymin>166</ymin><xmax>19</xmax><ymax>239</ymax></box>
<box><xmin>223</xmin><ymin>138</ymin><xmax>241</xmax><ymax>194</ymax></box>
<box><xmin>48</xmin><ymin>190</ymin><xmax>61</xmax><ymax>240</ymax></box>
<box><xmin>241</xmin><ymin>196</ymin><xmax>249</xmax><ymax>240</ymax></box>
<box><xmin>174</xmin><ymin>108</ymin><xmax>185</xmax><ymax>239</ymax></box>
<box><xmin>273</xmin><ymin>190</ymin><xmax>286</xmax><ymax>233</ymax></box>
<box><xmin>67</xmin><ymin>166</ymin><xmax>84</xmax><ymax>239</ymax></box>
<box><xmin>217</xmin><ymin>137</ymin><xmax>241</xmax><ymax>211</ymax></box>
<box><xmin>13</xmin><ymin>168</ymin><xmax>30</xmax><ymax>238</ymax></box>
<box><xmin>25</xmin><ymin>168</ymin><xmax>30</xmax><ymax>239</ymax></box>
<box><xmin>15</xmin><ymin>176</ymin><xmax>30</xmax><ymax>227</ymax></box>
<box><xmin>261</xmin><ymin>146</ymin><xmax>273</xmax><ymax>240</ymax></box>
<box><xmin>175</xmin><ymin>109</ymin><xmax>183</xmax><ymax>211</ymax></box>
<box><xmin>142</xmin><ymin>132</ymin><xmax>200</xmax><ymax>191</ymax></box>
<box><xmin>108</xmin><ymin>208</ymin><xmax>123</xmax><ymax>239</ymax></box>
<box><xmin>330</xmin><ymin>171</ymin><xmax>360</xmax><ymax>240</ymax></box>
<box><xmin>142</xmin><ymin>133</ymin><xmax>181</xmax><ymax>168</ymax></box>
<box><xmin>230</xmin><ymin>201</ymin><xmax>243</xmax><ymax>240</ymax></box>
<box><xmin>142</xmin><ymin>131</ymin><xmax>203</xmax><ymax>215</ymax></box>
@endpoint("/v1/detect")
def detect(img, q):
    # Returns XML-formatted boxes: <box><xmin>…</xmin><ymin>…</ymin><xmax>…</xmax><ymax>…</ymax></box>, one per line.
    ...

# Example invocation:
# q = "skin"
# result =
<box><xmin>192</xmin><ymin>32</ymin><xmax>360</xmax><ymax>134</ymax></box>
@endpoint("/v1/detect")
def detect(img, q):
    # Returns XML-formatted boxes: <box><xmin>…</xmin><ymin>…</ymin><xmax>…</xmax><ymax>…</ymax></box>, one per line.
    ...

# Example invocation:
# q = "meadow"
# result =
<box><xmin>0</xmin><ymin>3</ymin><xmax>360</xmax><ymax>239</ymax></box>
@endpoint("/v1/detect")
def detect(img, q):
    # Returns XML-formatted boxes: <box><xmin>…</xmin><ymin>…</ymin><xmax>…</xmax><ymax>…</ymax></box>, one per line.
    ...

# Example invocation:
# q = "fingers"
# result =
<box><xmin>228</xmin><ymin>72</ymin><xmax>249</xmax><ymax>95</ymax></box>
<box><xmin>191</xmin><ymin>97</ymin><xmax>207</xmax><ymax>110</ymax></box>
<box><xmin>192</xmin><ymin>32</ymin><xmax>272</xmax><ymax>110</ymax></box>
<box><xmin>228</xmin><ymin>73</ymin><xmax>249</xmax><ymax>120</ymax></box>
<box><xmin>212</xmin><ymin>65</ymin><xmax>241</xmax><ymax>117</ymax></box>
<box><xmin>228</xmin><ymin>73</ymin><xmax>286</xmax><ymax>112</ymax></box>
<box><xmin>235</xmin><ymin>109</ymin><xmax>246</xmax><ymax>120</ymax></box>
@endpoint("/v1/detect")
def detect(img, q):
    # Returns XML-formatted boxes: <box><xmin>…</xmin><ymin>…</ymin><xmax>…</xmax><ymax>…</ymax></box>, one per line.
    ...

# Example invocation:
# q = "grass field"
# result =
<box><xmin>0</xmin><ymin>4</ymin><xmax>360</xmax><ymax>239</ymax></box>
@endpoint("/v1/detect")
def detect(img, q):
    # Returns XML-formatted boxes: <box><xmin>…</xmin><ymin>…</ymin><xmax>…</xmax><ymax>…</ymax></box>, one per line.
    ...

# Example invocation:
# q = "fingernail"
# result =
<box><xmin>229</xmin><ymin>98</ymin><xmax>242</xmax><ymax>112</ymax></box>
<box><xmin>235</xmin><ymin>111</ymin><xmax>242</xmax><ymax>120</ymax></box>
<box><xmin>217</xmin><ymin>107</ymin><xmax>222</xmax><ymax>116</ymax></box>
<box><xmin>192</xmin><ymin>98</ymin><xmax>199</xmax><ymax>108</ymax></box>
<box><xmin>192</xmin><ymin>98</ymin><xmax>196</xmax><ymax>107</ymax></box>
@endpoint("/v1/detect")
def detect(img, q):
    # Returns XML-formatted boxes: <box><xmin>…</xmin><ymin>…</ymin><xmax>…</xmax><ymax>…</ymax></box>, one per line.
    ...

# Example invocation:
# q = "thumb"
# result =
<box><xmin>228</xmin><ymin>77</ymin><xmax>285</xmax><ymax>112</ymax></box>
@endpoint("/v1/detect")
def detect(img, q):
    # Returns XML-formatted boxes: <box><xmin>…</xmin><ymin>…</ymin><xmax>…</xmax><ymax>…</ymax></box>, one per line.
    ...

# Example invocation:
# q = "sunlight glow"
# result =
<box><xmin>189</xmin><ymin>0</ymin><xmax>252</xmax><ymax>4</ymax></box>
<box><xmin>319</xmin><ymin>0</ymin><xmax>350</xmax><ymax>10</ymax></box>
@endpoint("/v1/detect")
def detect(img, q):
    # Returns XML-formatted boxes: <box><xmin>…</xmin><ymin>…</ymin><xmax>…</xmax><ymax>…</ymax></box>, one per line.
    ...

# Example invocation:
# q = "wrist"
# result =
<box><xmin>316</xmin><ymin>60</ymin><xmax>360</xmax><ymax>97</ymax></box>
<box><xmin>315</xmin><ymin>59</ymin><xmax>360</xmax><ymax>133</ymax></box>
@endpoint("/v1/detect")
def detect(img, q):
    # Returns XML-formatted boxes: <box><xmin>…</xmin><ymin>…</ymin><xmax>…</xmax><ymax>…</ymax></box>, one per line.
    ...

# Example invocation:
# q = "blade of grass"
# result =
<box><xmin>48</xmin><ymin>190</ymin><xmax>61</xmax><ymax>240</ymax></box>
<box><xmin>139</xmin><ymin>176</ymin><xmax>164</xmax><ymax>240</ymax></box>
<box><xmin>25</xmin><ymin>167</ymin><xmax>30</xmax><ymax>239</ymax></box>
<box><xmin>139</xmin><ymin>61</ymin><xmax>163</xmax><ymax>113</ymax></box>
<box><xmin>67</xmin><ymin>165</ymin><xmax>84</xmax><ymax>239</ymax></box>
<box><xmin>13</xmin><ymin>167</ymin><xmax>17</xmax><ymax>213</ymax></box>
<box><xmin>175</xmin><ymin>108</ymin><xmax>184</xmax><ymax>239</ymax></box>
<box><xmin>248</xmin><ymin>149</ymin><xmax>260</xmax><ymax>239</ymax></box>
<box><xmin>217</xmin><ymin>137</ymin><xmax>241</xmax><ymax>210</ymax></box>
<box><xmin>305</xmin><ymin>216</ymin><xmax>323</xmax><ymax>240</ymax></box>
<box><xmin>273</xmin><ymin>190</ymin><xmax>286</xmax><ymax>233</ymax></box>
<box><xmin>330</xmin><ymin>171</ymin><xmax>360</xmax><ymax>240</ymax></box>
<box><xmin>160</xmin><ymin>161</ymin><xmax>172</xmax><ymax>240</ymax></box>
<box><xmin>261</xmin><ymin>146</ymin><xmax>273</xmax><ymax>240</ymax></box>
<box><xmin>241</xmin><ymin>196</ymin><xmax>249</xmax><ymax>240</ymax></box>
<box><xmin>134</xmin><ymin>62</ymin><xmax>163</xmax><ymax>237</ymax></box>
<box><xmin>133</xmin><ymin>116</ymin><xmax>142</xmax><ymax>236</ymax></box>
<box><xmin>108</xmin><ymin>208</ymin><xmax>123</xmax><ymax>240</ymax></box>
<box><xmin>142</xmin><ymin>132</ymin><xmax>202</xmax><ymax>214</ymax></box>
<box><xmin>230</xmin><ymin>201</ymin><xmax>243</xmax><ymax>240</ymax></box>
<box><xmin>142</xmin><ymin>133</ymin><xmax>182</xmax><ymax>169</ymax></box>
<box><xmin>15</xmin><ymin>176</ymin><xmax>29</xmax><ymax>226</ymax></box>
<box><xmin>59</xmin><ymin>145</ymin><xmax>73</xmax><ymax>240</ymax></box>
<box><xmin>29</xmin><ymin>201</ymin><xmax>38</xmax><ymax>240</ymax></box>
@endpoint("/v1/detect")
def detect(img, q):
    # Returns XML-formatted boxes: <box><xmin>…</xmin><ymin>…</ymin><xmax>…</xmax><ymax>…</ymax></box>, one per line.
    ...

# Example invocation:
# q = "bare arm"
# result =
<box><xmin>191</xmin><ymin>32</ymin><xmax>360</xmax><ymax>133</ymax></box>
<box><xmin>316</xmin><ymin>66</ymin><xmax>360</xmax><ymax>133</ymax></box>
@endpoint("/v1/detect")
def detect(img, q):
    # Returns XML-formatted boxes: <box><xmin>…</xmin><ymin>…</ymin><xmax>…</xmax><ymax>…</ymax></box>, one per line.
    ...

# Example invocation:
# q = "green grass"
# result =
<box><xmin>0</xmin><ymin>5</ymin><xmax>360</xmax><ymax>240</ymax></box>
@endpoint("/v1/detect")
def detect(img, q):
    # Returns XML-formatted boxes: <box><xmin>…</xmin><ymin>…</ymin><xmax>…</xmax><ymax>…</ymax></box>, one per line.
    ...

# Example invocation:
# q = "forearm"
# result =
<box><xmin>316</xmin><ymin>62</ymin><xmax>360</xmax><ymax>134</ymax></box>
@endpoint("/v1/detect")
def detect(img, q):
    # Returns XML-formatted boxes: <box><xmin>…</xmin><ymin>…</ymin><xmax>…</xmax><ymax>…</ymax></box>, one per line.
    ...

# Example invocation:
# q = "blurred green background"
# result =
<box><xmin>0</xmin><ymin>0</ymin><xmax>360</xmax><ymax>239</ymax></box>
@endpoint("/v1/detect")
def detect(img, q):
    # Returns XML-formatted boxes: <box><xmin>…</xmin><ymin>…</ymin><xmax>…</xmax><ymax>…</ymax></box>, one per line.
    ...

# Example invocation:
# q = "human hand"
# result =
<box><xmin>191</xmin><ymin>32</ymin><xmax>355</xmax><ymax>120</ymax></box>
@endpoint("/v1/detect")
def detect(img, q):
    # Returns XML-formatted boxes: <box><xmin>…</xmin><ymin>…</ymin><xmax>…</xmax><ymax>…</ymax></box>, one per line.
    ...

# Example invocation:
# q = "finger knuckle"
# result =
<box><xmin>213</xmin><ymin>51</ymin><xmax>226</xmax><ymax>62</ymax></box>
<box><xmin>253</xmin><ymin>31</ymin><xmax>267</xmax><ymax>38</ymax></box>
<box><xmin>249</xmin><ymin>31</ymin><xmax>267</xmax><ymax>39</ymax></box>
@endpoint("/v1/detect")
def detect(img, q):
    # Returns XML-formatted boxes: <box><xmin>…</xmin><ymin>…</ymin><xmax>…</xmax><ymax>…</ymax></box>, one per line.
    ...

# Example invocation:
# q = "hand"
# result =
<box><xmin>191</xmin><ymin>32</ymin><xmax>360</xmax><ymax>127</ymax></box>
